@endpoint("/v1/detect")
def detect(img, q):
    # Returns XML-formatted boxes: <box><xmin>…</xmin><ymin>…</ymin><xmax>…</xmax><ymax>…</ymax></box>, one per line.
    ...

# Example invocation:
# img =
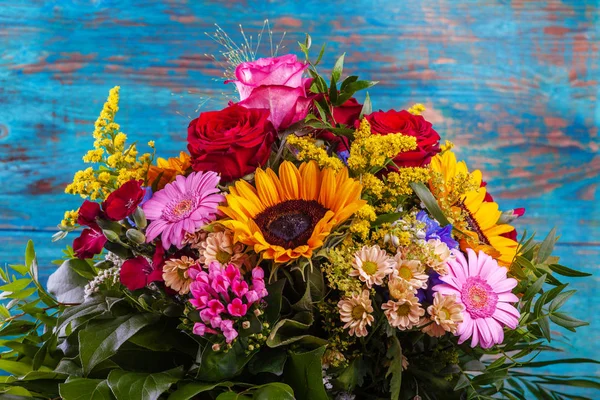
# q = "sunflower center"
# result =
<box><xmin>461</xmin><ymin>276</ymin><xmax>498</xmax><ymax>319</ymax></box>
<box><xmin>457</xmin><ymin>199</ymin><xmax>490</xmax><ymax>245</ymax></box>
<box><xmin>255</xmin><ymin>199</ymin><xmax>328</xmax><ymax>249</ymax></box>
<box><xmin>396</xmin><ymin>303</ymin><xmax>411</xmax><ymax>317</ymax></box>
<box><xmin>362</xmin><ymin>261</ymin><xmax>379</xmax><ymax>275</ymax></box>
<box><xmin>397</xmin><ymin>266</ymin><xmax>413</xmax><ymax>281</ymax></box>
<box><xmin>351</xmin><ymin>305</ymin><xmax>366</xmax><ymax>320</ymax></box>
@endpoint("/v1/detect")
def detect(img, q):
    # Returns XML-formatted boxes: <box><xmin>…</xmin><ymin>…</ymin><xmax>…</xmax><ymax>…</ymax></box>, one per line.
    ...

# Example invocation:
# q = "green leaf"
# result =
<box><xmin>266</xmin><ymin>312</ymin><xmax>327</xmax><ymax>348</ymax></box>
<box><xmin>217</xmin><ymin>393</ymin><xmax>251</xmax><ymax>400</ymax></box>
<box><xmin>59</xmin><ymin>378</ymin><xmax>114</xmax><ymax>400</ymax></box>
<box><xmin>79</xmin><ymin>313</ymin><xmax>158</xmax><ymax>376</ymax></box>
<box><xmin>335</xmin><ymin>357</ymin><xmax>367</xmax><ymax>392</ymax></box>
<box><xmin>463</xmin><ymin>360</ymin><xmax>486</xmax><ymax>372</ymax></box>
<box><xmin>548</xmin><ymin>264</ymin><xmax>591</xmax><ymax>277</ymax></box>
<box><xmin>454</xmin><ymin>374</ymin><xmax>470</xmax><ymax>391</ymax></box>
<box><xmin>549</xmin><ymin>312</ymin><xmax>588</xmax><ymax>331</ymax></box>
<box><xmin>523</xmin><ymin>274</ymin><xmax>546</xmax><ymax>302</ymax></box>
<box><xmin>549</xmin><ymin>290</ymin><xmax>575</xmax><ymax>312</ymax></box>
<box><xmin>284</xmin><ymin>346</ymin><xmax>328</xmax><ymax>400</ymax></box>
<box><xmin>339</xmin><ymin>75</ymin><xmax>358</xmax><ymax>92</ymax></box>
<box><xmin>25</xmin><ymin>240</ymin><xmax>35</xmax><ymax>270</ymax></box>
<box><xmin>525</xmin><ymin>358</ymin><xmax>600</xmax><ymax>368</ymax></box>
<box><xmin>47</xmin><ymin>260</ymin><xmax>88</xmax><ymax>303</ymax></box>
<box><xmin>386</xmin><ymin>336</ymin><xmax>403</xmax><ymax>400</ymax></box>
<box><xmin>0</xmin><ymin>279</ymin><xmax>31</xmax><ymax>293</ymax></box>
<box><xmin>264</xmin><ymin>279</ymin><xmax>285</xmax><ymax>324</ymax></box>
<box><xmin>65</xmin><ymin>259</ymin><xmax>97</xmax><ymax>280</ymax></box>
<box><xmin>253</xmin><ymin>382</ymin><xmax>295</xmax><ymax>400</ymax></box>
<box><xmin>372</xmin><ymin>212</ymin><xmax>403</xmax><ymax>227</ymax></box>
<box><xmin>331</xmin><ymin>53</ymin><xmax>345</xmax><ymax>82</ymax></box>
<box><xmin>538</xmin><ymin>315</ymin><xmax>551</xmax><ymax>342</ymax></box>
<box><xmin>107</xmin><ymin>367</ymin><xmax>183</xmax><ymax>400</ymax></box>
<box><xmin>359</xmin><ymin>92</ymin><xmax>372</xmax><ymax>118</ymax></box>
<box><xmin>199</xmin><ymin>340</ymin><xmax>257</xmax><ymax>382</ymax></box>
<box><xmin>536</xmin><ymin>228</ymin><xmax>556</xmax><ymax>264</ymax></box>
<box><xmin>167</xmin><ymin>382</ymin><xmax>233</xmax><ymax>400</ymax></box>
<box><xmin>248</xmin><ymin>347</ymin><xmax>287</xmax><ymax>376</ymax></box>
<box><xmin>470</xmin><ymin>369</ymin><xmax>508</xmax><ymax>386</ymax></box>
<box><xmin>410</xmin><ymin>182</ymin><xmax>451</xmax><ymax>226</ymax></box>
<box><xmin>336</xmin><ymin>80</ymin><xmax>378</xmax><ymax>104</ymax></box>
<box><xmin>9</xmin><ymin>264</ymin><xmax>29</xmax><ymax>276</ymax></box>
<box><xmin>0</xmin><ymin>360</ymin><xmax>33</xmax><ymax>376</ymax></box>
<box><xmin>314</xmin><ymin>44</ymin><xmax>326</xmax><ymax>66</ymax></box>
<box><xmin>532</xmin><ymin>378</ymin><xmax>600</xmax><ymax>390</ymax></box>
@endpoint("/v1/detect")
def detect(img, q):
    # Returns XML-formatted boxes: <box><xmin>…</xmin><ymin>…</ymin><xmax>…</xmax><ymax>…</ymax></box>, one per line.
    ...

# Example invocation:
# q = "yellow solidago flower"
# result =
<box><xmin>64</xmin><ymin>86</ymin><xmax>152</xmax><ymax>203</ymax></box>
<box><xmin>407</xmin><ymin>103</ymin><xmax>426</xmax><ymax>115</ymax></box>
<box><xmin>61</xmin><ymin>209</ymin><xmax>79</xmax><ymax>228</ymax></box>
<box><xmin>286</xmin><ymin>134</ymin><xmax>344</xmax><ymax>171</ymax></box>
<box><xmin>219</xmin><ymin>160</ymin><xmax>366</xmax><ymax>263</ymax></box>
<box><xmin>347</xmin><ymin>119</ymin><xmax>417</xmax><ymax>173</ymax></box>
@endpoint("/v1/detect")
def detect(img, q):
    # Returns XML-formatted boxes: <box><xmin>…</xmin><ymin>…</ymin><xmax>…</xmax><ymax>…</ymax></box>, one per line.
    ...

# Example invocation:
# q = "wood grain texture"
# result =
<box><xmin>0</xmin><ymin>0</ymin><xmax>598</xmax><ymax>382</ymax></box>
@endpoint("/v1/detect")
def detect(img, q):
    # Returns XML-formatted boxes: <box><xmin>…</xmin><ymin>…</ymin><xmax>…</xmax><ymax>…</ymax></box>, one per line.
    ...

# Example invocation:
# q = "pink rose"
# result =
<box><xmin>228</xmin><ymin>54</ymin><xmax>314</xmax><ymax>130</ymax></box>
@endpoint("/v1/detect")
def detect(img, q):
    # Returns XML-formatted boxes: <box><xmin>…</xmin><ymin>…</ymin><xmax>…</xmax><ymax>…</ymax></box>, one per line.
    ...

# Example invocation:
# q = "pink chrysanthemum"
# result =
<box><xmin>143</xmin><ymin>171</ymin><xmax>224</xmax><ymax>249</ymax></box>
<box><xmin>433</xmin><ymin>248</ymin><xmax>520</xmax><ymax>349</ymax></box>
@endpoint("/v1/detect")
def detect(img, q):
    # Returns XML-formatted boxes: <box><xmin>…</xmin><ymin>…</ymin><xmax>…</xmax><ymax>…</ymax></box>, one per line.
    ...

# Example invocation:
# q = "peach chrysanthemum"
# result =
<box><xmin>393</xmin><ymin>255</ymin><xmax>429</xmax><ymax>290</ymax></box>
<box><xmin>162</xmin><ymin>256</ymin><xmax>198</xmax><ymax>295</ymax></box>
<box><xmin>338</xmin><ymin>290</ymin><xmax>375</xmax><ymax>337</ymax></box>
<box><xmin>425</xmin><ymin>239</ymin><xmax>454</xmax><ymax>275</ymax></box>
<box><xmin>427</xmin><ymin>292</ymin><xmax>464</xmax><ymax>335</ymax></box>
<box><xmin>182</xmin><ymin>230</ymin><xmax>208</xmax><ymax>249</ymax></box>
<box><xmin>419</xmin><ymin>316</ymin><xmax>447</xmax><ymax>337</ymax></box>
<box><xmin>349</xmin><ymin>245</ymin><xmax>395</xmax><ymax>288</ymax></box>
<box><xmin>199</xmin><ymin>230</ymin><xmax>245</xmax><ymax>267</ymax></box>
<box><xmin>387</xmin><ymin>277</ymin><xmax>416</xmax><ymax>300</ymax></box>
<box><xmin>381</xmin><ymin>294</ymin><xmax>425</xmax><ymax>330</ymax></box>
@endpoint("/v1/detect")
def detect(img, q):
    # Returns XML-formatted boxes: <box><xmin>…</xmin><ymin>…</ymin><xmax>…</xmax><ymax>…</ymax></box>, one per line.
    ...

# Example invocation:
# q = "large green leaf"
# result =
<box><xmin>264</xmin><ymin>279</ymin><xmax>286</xmax><ymax>324</ymax></box>
<box><xmin>198</xmin><ymin>340</ymin><xmax>257</xmax><ymax>382</ymax></box>
<box><xmin>59</xmin><ymin>378</ymin><xmax>114</xmax><ymax>400</ymax></box>
<box><xmin>248</xmin><ymin>347</ymin><xmax>287</xmax><ymax>376</ymax></box>
<box><xmin>253</xmin><ymin>382</ymin><xmax>295</xmax><ymax>400</ymax></box>
<box><xmin>284</xmin><ymin>346</ymin><xmax>328</xmax><ymax>400</ymax></box>
<box><xmin>47</xmin><ymin>259</ymin><xmax>89</xmax><ymax>303</ymax></box>
<box><xmin>79</xmin><ymin>313</ymin><xmax>158</xmax><ymax>376</ymax></box>
<box><xmin>410</xmin><ymin>182</ymin><xmax>451</xmax><ymax>226</ymax></box>
<box><xmin>167</xmin><ymin>382</ymin><xmax>233</xmax><ymax>400</ymax></box>
<box><xmin>107</xmin><ymin>367</ymin><xmax>183</xmax><ymax>400</ymax></box>
<box><xmin>266</xmin><ymin>311</ymin><xmax>327</xmax><ymax>348</ymax></box>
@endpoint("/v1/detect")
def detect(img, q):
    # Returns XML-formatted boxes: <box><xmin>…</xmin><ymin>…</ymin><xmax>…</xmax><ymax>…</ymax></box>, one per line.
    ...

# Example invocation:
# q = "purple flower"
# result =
<box><xmin>416</xmin><ymin>211</ymin><xmax>458</xmax><ymax>249</ymax></box>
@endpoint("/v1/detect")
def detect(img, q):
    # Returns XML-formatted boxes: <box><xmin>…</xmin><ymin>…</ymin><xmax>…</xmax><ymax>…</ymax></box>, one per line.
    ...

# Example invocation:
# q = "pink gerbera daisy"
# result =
<box><xmin>143</xmin><ymin>171</ymin><xmax>224</xmax><ymax>249</ymax></box>
<box><xmin>432</xmin><ymin>248</ymin><xmax>520</xmax><ymax>349</ymax></box>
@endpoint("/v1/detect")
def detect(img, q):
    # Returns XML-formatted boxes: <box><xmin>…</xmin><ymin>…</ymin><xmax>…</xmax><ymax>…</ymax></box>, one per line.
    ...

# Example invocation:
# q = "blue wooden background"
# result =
<box><xmin>1</xmin><ymin>0</ymin><xmax>598</xmax><ymax>384</ymax></box>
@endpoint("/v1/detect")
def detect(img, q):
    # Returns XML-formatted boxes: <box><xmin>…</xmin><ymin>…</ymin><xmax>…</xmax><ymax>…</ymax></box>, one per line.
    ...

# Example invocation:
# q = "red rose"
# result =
<box><xmin>73</xmin><ymin>226</ymin><xmax>106</xmax><ymax>259</ymax></box>
<box><xmin>187</xmin><ymin>104</ymin><xmax>276</xmax><ymax>181</ymax></box>
<box><xmin>102</xmin><ymin>180</ymin><xmax>145</xmax><ymax>221</ymax></box>
<box><xmin>332</xmin><ymin>97</ymin><xmax>363</xmax><ymax>127</ymax></box>
<box><xmin>364</xmin><ymin>109</ymin><xmax>441</xmax><ymax>168</ymax></box>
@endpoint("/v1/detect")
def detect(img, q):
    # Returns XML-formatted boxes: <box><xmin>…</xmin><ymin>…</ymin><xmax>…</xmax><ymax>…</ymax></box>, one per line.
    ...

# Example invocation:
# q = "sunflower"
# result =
<box><xmin>219</xmin><ymin>160</ymin><xmax>366</xmax><ymax>263</ymax></box>
<box><xmin>458</xmin><ymin>187</ymin><xmax>518</xmax><ymax>267</ymax></box>
<box><xmin>429</xmin><ymin>150</ymin><xmax>518</xmax><ymax>267</ymax></box>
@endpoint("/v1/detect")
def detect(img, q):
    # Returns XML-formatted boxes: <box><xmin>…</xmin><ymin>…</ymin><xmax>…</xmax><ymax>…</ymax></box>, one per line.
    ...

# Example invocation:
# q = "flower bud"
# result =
<box><xmin>126</xmin><ymin>229</ymin><xmax>146</xmax><ymax>244</ymax></box>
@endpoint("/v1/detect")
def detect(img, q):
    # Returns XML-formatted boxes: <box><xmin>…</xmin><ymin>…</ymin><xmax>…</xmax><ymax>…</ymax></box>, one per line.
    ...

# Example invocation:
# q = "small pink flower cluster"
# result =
<box><xmin>189</xmin><ymin>262</ymin><xmax>268</xmax><ymax>344</ymax></box>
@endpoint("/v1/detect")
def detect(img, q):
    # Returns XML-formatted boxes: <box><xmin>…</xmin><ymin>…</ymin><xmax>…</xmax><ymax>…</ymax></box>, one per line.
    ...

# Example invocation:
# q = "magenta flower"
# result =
<box><xmin>433</xmin><ymin>249</ymin><xmax>520</xmax><ymax>349</ymax></box>
<box><xmin>231</xmin><ymin>280</ymin><xmax>249</xmax><ymax>298</ymax></box>
<box><xmin>143</xmin><ymin>171</ymin><xmax>224</xmax><ymax>250</ymax></box>
<box><xmin>119</xmin><ymin>255</ymin><xmax>164</xmax><ymax>291</ymax></box>
<box><xmin>220</xmin><ymin>320</ymin><xmax>238</xmax><ymax>343</ymax></box>
<box><xmin>193</xmin><ymin>322</ymin><xmax>216</xmax><ymax>336</ymax></box>
<box><xmin>227</xmin><ymin>298</ymin><xmax>248</xmax><ymax>317</ymax></box>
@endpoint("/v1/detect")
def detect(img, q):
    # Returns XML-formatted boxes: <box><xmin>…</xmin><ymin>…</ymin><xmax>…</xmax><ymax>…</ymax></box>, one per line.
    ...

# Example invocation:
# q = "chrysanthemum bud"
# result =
<box><xmin>126</xmin><ymin>229</ymin><xmax>146</xmax><ymax>244</ymax></box>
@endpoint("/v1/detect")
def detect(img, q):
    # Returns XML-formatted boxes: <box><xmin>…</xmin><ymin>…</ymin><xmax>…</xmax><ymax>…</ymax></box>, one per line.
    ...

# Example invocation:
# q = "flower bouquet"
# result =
<box><xmin>1</xmin><ymin>30</ymin><xmax>598</xmax><ymax>400</ymax></box>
